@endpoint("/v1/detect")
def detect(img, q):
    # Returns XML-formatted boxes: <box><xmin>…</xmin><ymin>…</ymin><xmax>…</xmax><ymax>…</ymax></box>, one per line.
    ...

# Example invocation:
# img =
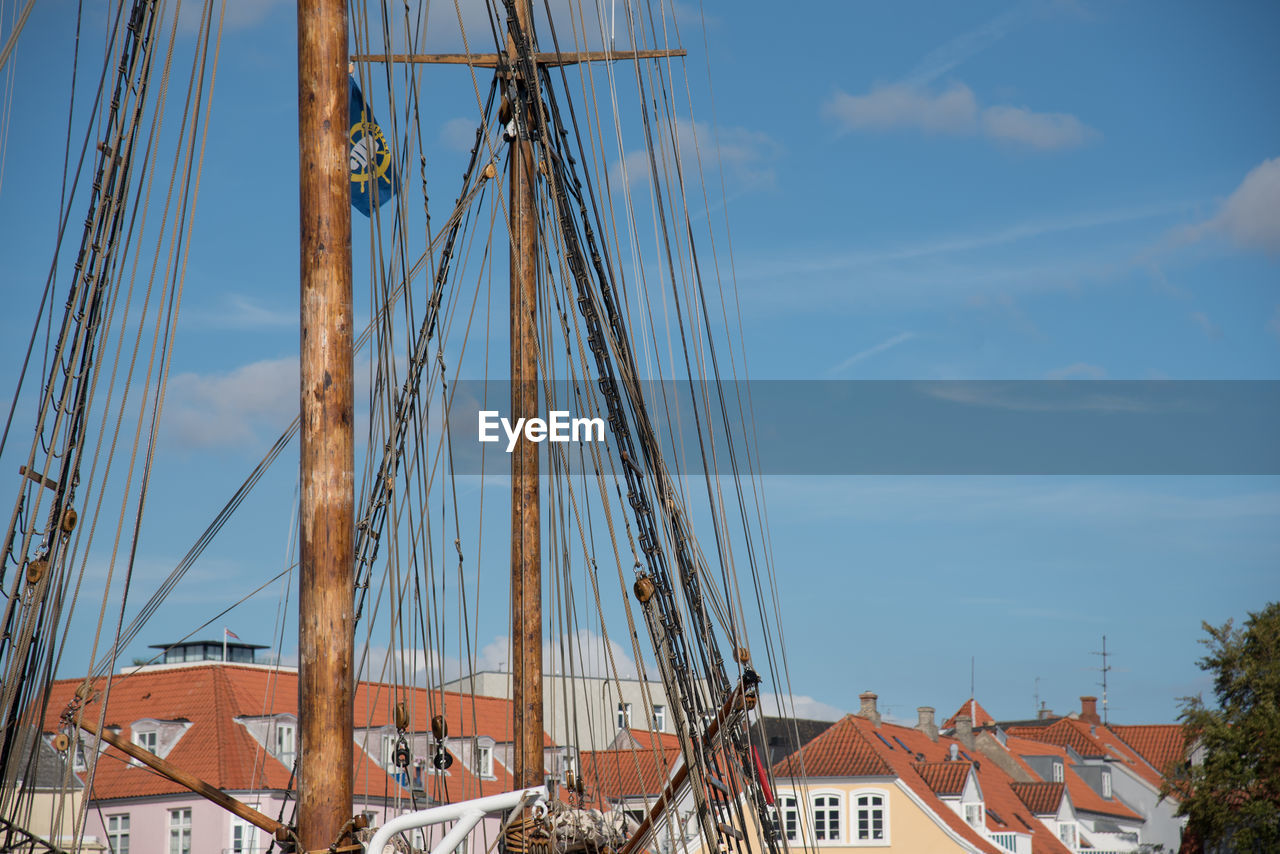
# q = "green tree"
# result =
<box><xmin>1164</xmin><ymin>602</ymin><xmax>1280</xmax><ymax>852</ymax></box>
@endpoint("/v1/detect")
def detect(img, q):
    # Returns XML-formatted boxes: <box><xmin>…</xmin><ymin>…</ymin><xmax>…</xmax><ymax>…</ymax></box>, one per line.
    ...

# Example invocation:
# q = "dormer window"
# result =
<box><xmin>1052</xmin><ymin>761</ymin><xmax>1064</xmax><ymax>782</ymax></box>
<box><xmin>134</xmin><ymin>730</ymin><xmax>158</xmax><ymax>755</ymax></box>
<box><xmin>1102</xmin><ymin>770</ymin><xmax>1112</xmax><ymax>799</ymax></box>
<box><xmin>964</xmin><ymin>803</ymin><xmax>983</xmax><ymax>828</ymax></box>
<box><xmin>474</xmin><ymin>744</ymin><xmax>493</xmax><ymax>778</ymax></box>
<box><xmin>275</xmin><ymin>722</ymin><xmax>296</xmax><ymax>767</ymax></box>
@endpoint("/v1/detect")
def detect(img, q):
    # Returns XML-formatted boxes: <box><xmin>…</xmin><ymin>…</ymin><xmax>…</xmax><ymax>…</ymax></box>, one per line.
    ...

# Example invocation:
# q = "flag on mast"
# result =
<box><xmin>224</xmin><ymin>627</ymin><xmax>240</xmax><ymax>640</ymax></box>
<box><xmin>348</xmin><ymin>76</ymin><xmax>398</xmax><ymax>216</ymax></box>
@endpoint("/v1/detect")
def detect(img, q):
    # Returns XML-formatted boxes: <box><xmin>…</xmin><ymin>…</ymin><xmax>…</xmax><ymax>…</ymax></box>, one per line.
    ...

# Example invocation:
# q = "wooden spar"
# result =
<box><xmin>617</xmin><ymin>683</ymin><xmax>750</xmax><ymax>854</ymax></box>
<box><xmin>298</xmin><ymin>0</ymin><xmax>355</xmax><ymax>849</ymax></box>
<box><xmin>508</xmin><ymin>0</ymin><xmax>543</xmax><ymax>794</ymax></box>
<box><xmin>78</xmin><ymin>721</ymin><xmax>288</xmax><ymax>840</ymax></box>
<box><xmin>350</xmin><ymin>48</ymin><xmax>686</xmax><ymax>67</ymax></box>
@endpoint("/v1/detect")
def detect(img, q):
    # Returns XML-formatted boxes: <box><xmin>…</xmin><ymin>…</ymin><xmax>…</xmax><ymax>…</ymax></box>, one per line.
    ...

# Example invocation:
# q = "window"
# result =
<box><xmin>812</xmin><ymin>794</ymin><xmax>842</xmax><ymax>842</ymax></box>
<box><xmin>854</xmin><ymin>791</ymin><xmax>886</xmax><ymax>843</ymax></box>
<box><xmin>107</xmin><ymin>814</ymin><xmax>129</xmax><ymax>854</ymax></box>
<box><xmin>231</xmin><ymin>818</ymin><xmax>256</xmax><ymax>854</ymax></box>
<box><xmin>617</xmin><ymin>702</ymin><xmax>632</xmax><ymax>729</ymax></box>
<box><xmin>780</xmin><ymin>795</ymin><xmax>799</xmax><ymax>842</ymax></box>
<box><xmin>1052</xmin><ymin>761</ymin><xmax>1064</xmax><ymax>783</ymax></box>
<box><xmin>168</xmin><ymin>808</ymin><xmax>191</xmax><ymax>854</ymax></box>
<box><xmin>1102</xmin><ymin>770</ymin><xmax>1112</xmax><ymax>799</ymax></box>
<box><xmin>474</xmin><ymin>744</ymin><xmax>493</xmax><ymax>777</ymax></box>
<box><xmin>653</xmin><ymin>704</ymin><xmax>665</xmax><ymax>731</ymax></box>
<box><xmin>276</xmin><ymin>722</ymin><xmax>296</xmax><ymax>767</ymax></box>
<box><xmin>134</xmin><ymin>730</ymin><xmax>157</xmax><ymax>754</ymax></box>
<box><xmin>1058</xmin><ymin>822</ymin><xmax>1077</xmax><ymax>849</ymax></box>
<box><xmin>382</xmin><ymin>733</ymin><xmax>398</xmax><ymax>770</ymax></box>
<box><xmin>964</xmin><ymin>803</ymin><xmax>983</xmax><ymax>828</ymax></box>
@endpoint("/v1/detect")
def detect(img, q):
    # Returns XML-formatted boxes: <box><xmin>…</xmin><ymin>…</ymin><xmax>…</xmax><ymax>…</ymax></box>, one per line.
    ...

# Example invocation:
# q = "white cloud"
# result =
<box><xmin>1184</xmin><ymin>157</ymin><xmax>1280</xmax><ymax>256</ymax></box>
<box><xmin>189</xmin><ymin>294</ymin><xmax>295</xmax><ymax>330</ymax></box>
<box><xmin>980</xmin><ymin>104</ymin><xmax>1098</xmax><ymax>150</ymax></box>
<box><xmin>758</xmin><ymin>692</ymin><xmax>844</xmax><ymax>722</ymax></box>
<box><xmin>165</xmin><ymin>357</ymin><xmax>298</xmax><ymax>448</ymax></box>
<box><xmin>470</xmin><ymin>630</ymin><xmax>640</xmax><ymax>680</ymax></box>
<box><xmin>613</xmin><ymin>117</ymin><xmax>779</xmax><ymax>194</ymax></box>
<box><xmin>824</xmin><ymin>83</ymin><xmax>1097</xmax><ymax>151</ymax></box>
<box><xmin>440</xmin><ymin>117</ymin><xmax>482</xmax><ymax>153</ymax></box>
<box><xmin>1189</xmin><ymin>311</ymin><xmax>1222</xmax><ymax>340</ymax></box>
<box><xmin>178</xmin><ymin>0</ymin><xmax>290</xmax><ymax>34</ymax></box>
<box><xmin>825</xmin><ymin>84</ymin><xmax>977</xmax><ymax>135</ymax></box>
<box><xmin>903</xmin><ymin>2</ymin><xmax>1044</xmax><ymax>87</ymax></box>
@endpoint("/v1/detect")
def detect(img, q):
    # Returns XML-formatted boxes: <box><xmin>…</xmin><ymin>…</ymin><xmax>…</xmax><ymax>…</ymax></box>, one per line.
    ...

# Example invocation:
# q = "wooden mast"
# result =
<box><xmin>507</xmin><ymin>0</ymin><xmax>543</xmax><ymax>793</ymax></box>
<box><xmin>298</xmin><ymin>0</ymin><xmax>355</xmax><ymax>849</ymax></box>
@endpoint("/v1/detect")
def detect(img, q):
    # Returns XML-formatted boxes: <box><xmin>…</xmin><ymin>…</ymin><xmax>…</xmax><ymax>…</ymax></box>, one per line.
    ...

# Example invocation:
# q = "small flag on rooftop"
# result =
<box><xmin>348</xmin><ymin>76</ymin><xmax>398</xmax><ymax>216</ymax></box>
<box><xmin>224</xmin><ymin>627</ymin><xmax>240</xmax><ymax>640</ymax></box>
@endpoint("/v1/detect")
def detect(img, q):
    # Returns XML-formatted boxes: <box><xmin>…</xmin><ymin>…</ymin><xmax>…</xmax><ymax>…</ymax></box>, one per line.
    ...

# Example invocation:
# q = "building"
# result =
<box><xmin>442</xmin><ymin>670</ymin><xmax>696</xmax><ymax>752</ymax></box>
<box><xmin>36</xmin><ymin>649</ymin><xmax>556</xmax><ymax>854</ymax></box>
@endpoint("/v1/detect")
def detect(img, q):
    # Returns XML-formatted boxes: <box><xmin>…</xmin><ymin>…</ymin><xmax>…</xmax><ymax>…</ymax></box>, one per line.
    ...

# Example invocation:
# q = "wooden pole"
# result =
<box><xmin>298</xmin><ymin>0</ymin><xmax>354</xmax><ymax>849</ymax></box>
<box><xmin>508</xmin><ymin>0</ymin><xmax>543</xmax><ymax>793</ymax></box>
<box><xmin>79</xmin><ymin>721</ymin><xmax>288</xmax><ymax>840</ymax></box>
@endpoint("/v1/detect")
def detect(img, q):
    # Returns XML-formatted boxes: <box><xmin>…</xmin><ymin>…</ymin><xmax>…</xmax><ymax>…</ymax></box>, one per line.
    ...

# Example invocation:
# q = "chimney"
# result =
<box><xmin>917</xmin><ymin>706</ymin><xmax>938</xmax><ymax>741</ymax></box>
<box><xmin>954</xmin><ymin>714</ymin><xmax>974</xmax><ymax>750</ymax></box>
<box><xmin>858</xmin><ymin>691</ymin><xmax>881</xmax><ymax>726</ymax></box>
<box><xmin>1080</xmin><ymin>696</ymin><xmax>1101</xmax><ymax>725</ymax></box>
<box><xmin>1038</xmin><ymin>706</ymin><xmax>1055</xmax><ymax>721</ymax></box>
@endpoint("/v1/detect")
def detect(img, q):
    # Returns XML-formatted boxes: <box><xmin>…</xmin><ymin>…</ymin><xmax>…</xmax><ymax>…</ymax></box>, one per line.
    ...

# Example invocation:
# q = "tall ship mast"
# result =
<box><xmin>0</xmin><ymin>2</ymin><xmax>793</xmax><ymax>853</ymax></box>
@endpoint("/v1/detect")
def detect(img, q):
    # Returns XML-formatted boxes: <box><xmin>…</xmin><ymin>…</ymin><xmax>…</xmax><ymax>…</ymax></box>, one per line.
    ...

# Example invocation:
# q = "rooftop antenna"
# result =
<box><xmin>1091</xmin><ymin>634</ymin><xmax>1112</xmax><ymax>725</ymax></box>
<box><xmin>1033</xmin><ymin>676</ymin><xmax>1040</xmax><ymax>719</ymax></box>
<box><xmin>970</xmin><ymin>656</ymin><xmax>976</xmax><ymax>724</ymax></box>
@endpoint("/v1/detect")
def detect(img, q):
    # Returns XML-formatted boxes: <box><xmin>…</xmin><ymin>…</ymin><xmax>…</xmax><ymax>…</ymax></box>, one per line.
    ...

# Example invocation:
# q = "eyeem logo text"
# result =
<box><xmin>478</xmin><ymin>410</ymin><xmax>606</xmax><ymax>452</ymax></box>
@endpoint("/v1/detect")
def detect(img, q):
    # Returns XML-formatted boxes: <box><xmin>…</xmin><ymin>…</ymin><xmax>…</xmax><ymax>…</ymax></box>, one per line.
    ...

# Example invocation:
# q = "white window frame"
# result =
<box><xmin>230</xmin><ymin>816</ymin><xmax>256</xmax><ymax>854</ymax></box>
<box><xmin>779</xmin><ymin>793</ymin><xmax>800</xmax><ymax>842</ymax></box>
<box><xmin>276</xmin><ymin>721</ymin><xmax>296</xmax><ymax>767</ymax></box>
<box><xmin>134</xmin><ymin>730</ymin><xmax>158</xmax><ymax>754</ymax></box>
<box><xmin>1058</xmin><ymin>821</ymin><xmax>1077</xmax><ymax>849</ymax></box>
<box><xmin>964</xmin><ymin>802</ymin><xmax>984</xmax><ymax>828</ymax></box>
<box><xmin>1052</xmin><ymin>761</ymin><xmax>1064</xmax><ymax>783</ymax></box>
<box><xmin>1102</xmin><ymin>770</ymin><xmax>1112</xmax><ymax>799</ymax></box>
<box><xmin>852</xmin><ymin>788</ymin><xmax>889</xmax><ymax>846</ymax></box>
<box><xmin>474</xmin><ymin>743</ymin><xmax>494</xmax><ymax>778</ymax></box>
<box><xmin>653</xmin><ymin>704</ymin><xmax>666</xmax><ymax>731</ymax></box>
<box><xmin>810</xmin><ymin>790</ymin><xmax>844</xmax><ymax>844</ymax></box>
<box><xmin>168</xmin><ymin>808</ymin><xmax>192</xmax><ymax>854</ymax></box>
<box><xmin>617</xmin><ymin>702</ymin><xmax>632</xmax><ymax>729</ymax></box>
<box><xmin>106</xmin><ymin>813</ymin><xmax>129</xmax><ymax>854</ymax></box>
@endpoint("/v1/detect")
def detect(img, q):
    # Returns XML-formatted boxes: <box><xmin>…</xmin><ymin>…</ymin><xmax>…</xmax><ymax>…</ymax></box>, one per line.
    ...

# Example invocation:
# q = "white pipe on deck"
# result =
<box><xmin>364</xmin><ymin>786</ymin><xmax>548</xmax><ymax>854</ymax></box>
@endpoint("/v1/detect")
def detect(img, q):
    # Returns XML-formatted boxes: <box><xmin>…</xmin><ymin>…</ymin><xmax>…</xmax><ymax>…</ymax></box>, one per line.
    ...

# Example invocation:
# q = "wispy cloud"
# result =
<box><xmin>1045</xmin><ymin>362</ymin><xmax>1106</xmax><ymax>380</ymax></box>
<box><xmin>178</xmin><ymin>0</ymin><xmax>291</xmax><ymax>34</ymax></box>
<box><xmin>831</xmin><ymin>332</ymin><xmax>917</xmax><ymax>375</ymax></box>
<box><xmin>1179</xmin><ymin>156</ymin><xmax>1280</xmax><ymax>257</ymax></box>
<box><xmin>902</xmin><ymin>2</ymin><xmax>1046</xmax><ymax>87</ymax></box>
<box><xmin>165</xmin><ymin>357</ymin><xmax>298</xmax><ymax>448</ymax></box>
<box><xmin>758</xmin><ymin>692</ymin><xmax>845</xmax><ymax>722</ymax></box>
<box><xmin>187</xmin><ymin>294</ymin><xmax>295</xmax><ymax>331</ymax></box>
<box><xmin>613</xmin><ymin>117</ymin><xmax>780</xmax><ymax>194</ymax></box>
<box><xmin>825</xmin><ymin>82</ymin><xmax>1098</xmax><ymax>151</ymax></box>
<box><xmin>1189</xmin><ymin>311</ymin><xmax>1222</xmax><ymax>340</ymax></box>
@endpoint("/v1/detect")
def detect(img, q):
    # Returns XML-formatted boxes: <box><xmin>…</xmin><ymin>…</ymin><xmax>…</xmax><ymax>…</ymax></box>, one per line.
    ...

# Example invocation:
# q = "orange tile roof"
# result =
<box><xmin>1003</xmin><ymin>735</ymin><xmax>1142</xmax><ymax>821</ymax></box>
<box><xmin>771</xmin><ymin>715</ymin><xmax>893</xmax><ymax>778</ymax></box>
<box><xmin>579</xmin><ymin>746</ymin><xmax>680</xmax><ymax>803</ymax></box>
<box><xmin>912</xmin><ymin>761</ymin><xmax>971</xmax><ymax>795</ymax></box>
<box><xmin>39</xmin><ymin>664</ymin><xmax>546</xmax><ymax>803</ymax></box>
<box><xmin>943</xmin><ymin>699</ymin><xmax>996</xmax><ymax>728</ymax></box>
<box><xmin>1011</xmin><ymin>782</ymin><xmax>1065</xmax><ymax>815</ymax></box>
<box><xmin>1112</xmin><ymin>725</ymin><xmax>1187</xmax><ymax>778</ymax></box>
<box><xmin>1007</xmin><ymin>718</ymin><xmax>1107</xmax><ymax>759</ymax></box>
<box><xmin>618</xmin><ymin>729</ymin><xmax>682</xmax><ymax>753</ymax></box>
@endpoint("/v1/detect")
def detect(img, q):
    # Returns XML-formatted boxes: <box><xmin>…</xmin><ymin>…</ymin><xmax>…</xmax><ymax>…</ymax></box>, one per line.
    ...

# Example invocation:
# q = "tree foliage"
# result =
<box><xmin>1164</xmin><ymin>602</ymin><xmax>1280</xmax><ymax>852</ymax></box>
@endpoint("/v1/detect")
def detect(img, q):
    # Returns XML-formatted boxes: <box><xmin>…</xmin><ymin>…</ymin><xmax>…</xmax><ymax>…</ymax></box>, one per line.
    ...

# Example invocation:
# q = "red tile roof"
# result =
<box><xmin>943</xmin><ymin>699</ymin><xmax>996</xmax><ymax>728</ymax></box>
<box><xmin>1112</xmin><ymin>725</ymin><xmax>1187</xmax><ymax>778</ymax></box>
<box><xmin>616</xmin><ymin>729</ymin><xmax>682</xmax><ymax>753</ymax></box>
<box><xmin>771</xmin><ymin>715</ymin><xmax>892</xmax><ymax>778</ymax></box>
<box><xmin>39</xmin><ymin>664</ymin><xmax>546</xmax><ymax>803</ymax></box>
<box><xmin>1011</xmin><ymin>782</ymin><xmax>1065</xmax><ymax>815</ymax></box>
<box><xmin>912</xmin><ymin>761</ymin><xmax>971</xmax><ymax>795</ymax></box>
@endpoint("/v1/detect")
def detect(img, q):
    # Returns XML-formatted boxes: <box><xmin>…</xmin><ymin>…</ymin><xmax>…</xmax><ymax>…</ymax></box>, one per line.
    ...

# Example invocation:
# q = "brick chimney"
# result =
<box><xmin>1080</xmin><ymin>696</ymin><xmax>1101</xmax><ymax>725</ymax></box>
<box><xmin>953</xmin><ymin>714</ymin><xmax>974</xmax><ymax>749</ymax></box>
<box><xmin>917</xmin><ymin>706</ymin><xmax>938</xmax><ymax>741</ymax></box>
<box><xmin>858</xmin><ymin>691</ymin><xmax>881</xmax><ymax>726</ymax></box>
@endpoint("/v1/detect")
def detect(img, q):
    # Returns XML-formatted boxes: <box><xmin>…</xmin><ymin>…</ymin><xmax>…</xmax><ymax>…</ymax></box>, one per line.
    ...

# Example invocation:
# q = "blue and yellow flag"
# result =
<box><xmin>349</xmin><ymin>77</ymin><xmax>397</xmax><ymax>216</ymax></box>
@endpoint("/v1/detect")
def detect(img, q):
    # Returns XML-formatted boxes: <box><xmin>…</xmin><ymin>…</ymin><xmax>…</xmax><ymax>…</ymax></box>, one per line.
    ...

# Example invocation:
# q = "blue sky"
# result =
<box><xmin>1</xmin><ymin>0</ymin><xmax>1277</xmax><ymax>728</ymax></box>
